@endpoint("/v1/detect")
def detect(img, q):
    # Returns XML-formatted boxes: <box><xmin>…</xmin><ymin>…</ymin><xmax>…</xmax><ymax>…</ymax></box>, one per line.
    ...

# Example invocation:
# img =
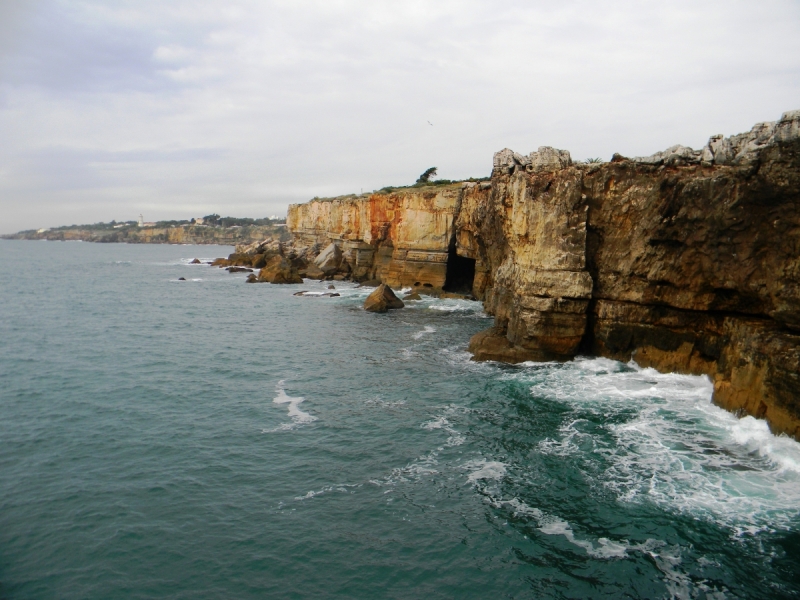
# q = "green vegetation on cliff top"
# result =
<box><xmin>309</xmin><ymin>176</ymin><xmax>490</xmax><ymax>203</ymax></box>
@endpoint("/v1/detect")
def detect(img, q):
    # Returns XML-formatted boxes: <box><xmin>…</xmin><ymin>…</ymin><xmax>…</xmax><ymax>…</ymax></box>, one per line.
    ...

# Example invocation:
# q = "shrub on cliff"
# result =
<box><xmin>416</xmin><ymin>167</ymin><xmax>437</xmax><ymax>184</ymax></box>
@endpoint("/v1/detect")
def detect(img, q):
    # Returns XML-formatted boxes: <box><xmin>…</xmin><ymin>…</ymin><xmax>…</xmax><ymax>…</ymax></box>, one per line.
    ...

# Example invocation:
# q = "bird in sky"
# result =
<box><xmin>427</xmin><ymin>120</ymin><xmax>433</xmax><ymax>126</ymax></box>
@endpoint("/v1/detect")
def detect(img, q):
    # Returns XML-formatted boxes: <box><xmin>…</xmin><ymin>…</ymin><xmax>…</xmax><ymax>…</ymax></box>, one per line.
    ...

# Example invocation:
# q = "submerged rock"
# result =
<box><xmin>293</xmin><ymin>290</ymin><xmax>341</xmax><ymax>298</ymax></box>
<box><xmin>364</xmin><ymin>284</ymin><xmax>404</xmax><ymax>313</ymax></box>
<box><xmin>440</xmin><ymin>292</ymin><xmax>475</xmax><ymax>300</ymax></box>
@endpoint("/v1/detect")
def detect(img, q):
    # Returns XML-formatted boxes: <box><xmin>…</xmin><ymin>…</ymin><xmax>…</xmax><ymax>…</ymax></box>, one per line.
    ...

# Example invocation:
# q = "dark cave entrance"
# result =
<box><xmin>443</xmin><ymin>238</ymin><xmax>476</xmax><ymax>294</ymax></box>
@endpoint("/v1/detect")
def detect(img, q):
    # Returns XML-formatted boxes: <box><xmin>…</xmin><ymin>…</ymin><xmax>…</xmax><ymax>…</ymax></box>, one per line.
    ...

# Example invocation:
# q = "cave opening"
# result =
<box><xmin>443</xmin><ymin>239</ymin><xmax>476</xmax><ymax>294</ymax></box>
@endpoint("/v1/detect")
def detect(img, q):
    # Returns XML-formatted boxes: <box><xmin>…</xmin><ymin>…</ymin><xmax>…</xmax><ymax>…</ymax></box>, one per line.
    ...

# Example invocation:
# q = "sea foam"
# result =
<box><xmin>512</xmin><ymin>357</ymin><xmax>800</xmax><ymax>532</ymax></box>
<box><xmin>271</xmin><ymin>380</ymin><xmax>317</xmax><ymax>428</ymax></box>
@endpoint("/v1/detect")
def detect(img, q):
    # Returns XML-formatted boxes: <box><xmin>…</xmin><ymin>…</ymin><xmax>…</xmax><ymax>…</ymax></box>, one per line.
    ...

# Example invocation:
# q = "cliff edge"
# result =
<box><xmin>286</xmin><ymin>110</ymin><xmax>800</xmax><ymax>438</ymax></box>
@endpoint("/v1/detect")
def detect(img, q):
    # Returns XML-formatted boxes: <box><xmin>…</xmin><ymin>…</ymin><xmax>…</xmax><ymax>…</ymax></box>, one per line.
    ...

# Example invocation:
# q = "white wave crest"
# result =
<box><xmin>271</xmin><ymin>380</ymin><xmax>317</xmax><ymax>428</ymax></box>
<box><xmin>511</xmin><ymin>356</ymin><xmax>800</xmax><ymax>531</ymax></box>
<box><xmin>421</xmin><ymin>414</ymin><xmax>465</xmax><ymax>446</ymax></box>
<box><xmin>465</xmin><ymin>459</ymin><xmax>507</xmax><ymax>483</ymax></box>
<box><xmin>413</xmin><ymin>325</ymin><xmax>437</xmax><ymax>340</ymax></box>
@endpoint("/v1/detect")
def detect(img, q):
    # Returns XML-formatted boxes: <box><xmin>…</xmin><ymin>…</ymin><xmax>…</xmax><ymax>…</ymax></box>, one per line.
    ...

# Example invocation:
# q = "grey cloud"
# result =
<box><xmin>2</xmin><ymin>0</ymin><xmax>800</xmax><ymax>233</ymax></box>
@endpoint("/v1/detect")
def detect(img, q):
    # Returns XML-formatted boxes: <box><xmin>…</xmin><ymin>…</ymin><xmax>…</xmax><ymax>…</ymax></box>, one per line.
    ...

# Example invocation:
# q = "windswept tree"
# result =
<box><xmin>416</xmin><ymin>167</ymin><xmax>438</xmax><ymax>184</ymax></box>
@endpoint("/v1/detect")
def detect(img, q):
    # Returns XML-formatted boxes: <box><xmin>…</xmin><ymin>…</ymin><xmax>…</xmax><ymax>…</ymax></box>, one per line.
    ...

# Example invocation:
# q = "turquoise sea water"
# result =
<box><xmin>1</xmin><ymin>239</ymin><xmax>799</xmax><ymax>599</ymax></box>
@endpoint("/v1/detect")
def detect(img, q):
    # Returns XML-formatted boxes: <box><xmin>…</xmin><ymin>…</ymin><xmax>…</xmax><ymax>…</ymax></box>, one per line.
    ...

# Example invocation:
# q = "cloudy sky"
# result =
<box><xmin>1</xmin><ymin>0</ymin><xmax>799</xmax><ymax>233</ymax></box>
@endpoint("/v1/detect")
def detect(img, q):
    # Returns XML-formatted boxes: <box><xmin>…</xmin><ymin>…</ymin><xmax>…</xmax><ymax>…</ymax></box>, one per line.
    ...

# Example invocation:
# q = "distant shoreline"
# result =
<box><xmin>2</xmin><ymin>223</ymin><xmax>289</xmax><ymax>246</ymax></box>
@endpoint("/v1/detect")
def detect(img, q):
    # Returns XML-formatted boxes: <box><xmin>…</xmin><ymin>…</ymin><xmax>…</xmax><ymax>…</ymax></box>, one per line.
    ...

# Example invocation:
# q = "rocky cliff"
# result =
<box><xmin>288</xmin><ymin>110</ymin><xmax>800</xmax><ymax>438</ymax></box>
<box><xmin>288</xmin><ymin>188</ymin><xmax>465</xmax><ymax>288</ymax></box>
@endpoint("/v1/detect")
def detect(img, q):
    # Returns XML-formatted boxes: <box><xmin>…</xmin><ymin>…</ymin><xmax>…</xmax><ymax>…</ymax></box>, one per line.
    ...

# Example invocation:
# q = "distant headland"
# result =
<box><xmin>1</xmin><ymin>214</ymin><xmax>290</xmax><ymax>245</ymax></box>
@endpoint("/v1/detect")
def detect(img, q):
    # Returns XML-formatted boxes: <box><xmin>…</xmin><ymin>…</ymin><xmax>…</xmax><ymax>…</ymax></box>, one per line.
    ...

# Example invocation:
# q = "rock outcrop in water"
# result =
<box><xmin>284</xmin><ymin>110</ymin><xmax>800</xmax><ymax>438</ymax></box>
<box><xmin>364</xmin><ymin>284</ymin><xmax>405</xmax><ymax>313</ymax></box>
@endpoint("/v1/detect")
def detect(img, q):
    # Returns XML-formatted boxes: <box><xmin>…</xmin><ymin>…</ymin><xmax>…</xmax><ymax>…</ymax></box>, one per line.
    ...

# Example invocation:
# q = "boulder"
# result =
<box><xmin>327</xmin><ymin>284</ymin><xmax>336</xmax><ymax>289</ymax></box>
<box><xmin>236</xmin><ymin>238</ymin><xmax>284</xmax><ymax>256</ymax></box>
<box><xmin>226</xmin><ymin>253</ymin><xmax>255</xmax><ymax>267</ymax></box>
<box><xmin>190</xmin><ymin>258</ymin><xmax>201</xmax><ymax>264</ymax></box>
<box><xmin>257</xmin><ymin>255</ymin><xmax>303</xmax><ymax>284</ymax></box>
<box><xmin>633</xmin><ymin>144</ymin><xmax>701</xmax><ymax>166</ymax></box>
<box><xmin>226</xmin><ymin>266</ymin><xmax>253</xmax><ymax>273</ymax></box>
<box><xmin>364</xmin><ymin>284</ymin><xmax>405</xmax><ymax>313</ymax></box>
<box><xmin>211</xmin><ymin>258</ymin><xmax>230</xmax><ymax>267</ymax></box>
<box><xmin>493</xmin><ymin>146</ymin><xmax>571</xmax><ymax>175</ymax></box>
<box><xmin>314</xmin><ymin>242</ymin><xmax>342</xmax><ymax>274</ymax></box>
<box><xmin>403</xmin><ymin>292</ymin><xmax>422</xmax><ymax>301</ymax></box>
<box><xmin>246</xmin><ymin>274</ymin><xmax>257</xmax><ymax>283</ymax></box>
<box><xmin>178</xmin><ymin>277</ymin><xmax>186</xmax><ymax>281</ymax></box>
<box><xmin>303</xmin><ymin>264</ymin><xmax>326</xmax><ymax>280</ymax></box>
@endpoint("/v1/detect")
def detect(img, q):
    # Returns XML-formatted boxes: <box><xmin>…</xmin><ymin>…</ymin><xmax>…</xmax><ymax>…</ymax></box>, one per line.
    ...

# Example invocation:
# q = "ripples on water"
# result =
<box><xmin>0</xmin><ymin>240</ymin><xmax>799</xmax><ymax>599</ymax></box>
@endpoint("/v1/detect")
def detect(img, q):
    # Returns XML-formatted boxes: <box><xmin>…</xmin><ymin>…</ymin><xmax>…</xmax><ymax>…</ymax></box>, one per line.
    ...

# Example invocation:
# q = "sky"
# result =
<box><xmin>1</xmin><ymin>1</ymin><xmax>799</xmax><ymax>233</ymax></box>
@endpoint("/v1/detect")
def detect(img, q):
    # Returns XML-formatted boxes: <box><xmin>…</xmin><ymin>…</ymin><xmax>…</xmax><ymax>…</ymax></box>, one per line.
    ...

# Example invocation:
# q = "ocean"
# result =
<box><xmin>1</xmin><ymin>240</ymin><xmax>799</xmax><ymax>599</ymax></box>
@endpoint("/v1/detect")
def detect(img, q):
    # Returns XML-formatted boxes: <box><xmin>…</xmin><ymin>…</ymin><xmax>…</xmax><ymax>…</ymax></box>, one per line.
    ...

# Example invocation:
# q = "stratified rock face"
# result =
<box><xmin>287</xmin><ymin>188</ymin><xmax>462</xmax><ymax>287</ymax></box>
<box><xmin>285</xmin><ymin>109</ymin><xmax>800</xmax><ymax>438</ymax></box>
<box><xmin>465</xmin><ymin>109</ymin><xmax>800</xmax><ymax>438</ymax></box>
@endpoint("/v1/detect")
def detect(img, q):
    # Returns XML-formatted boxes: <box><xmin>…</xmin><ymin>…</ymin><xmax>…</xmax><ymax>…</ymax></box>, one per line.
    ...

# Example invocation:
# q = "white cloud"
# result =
<box><xmin>1</xmin><ymin>0</ymin><xmax>799</xmax><ymax>232</ymax></box>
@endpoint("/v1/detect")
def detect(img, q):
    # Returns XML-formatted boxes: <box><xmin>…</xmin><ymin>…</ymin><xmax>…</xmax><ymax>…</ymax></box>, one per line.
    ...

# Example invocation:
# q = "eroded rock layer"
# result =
<box><xmin>287</xmin><ymin>110</ymin><xmax>800</xmax><ymax>438</ymax></box>
<box><xmin>287</xmin><ymin>188</ymin><xmax>463</xmax><ymax>289</ymax></box>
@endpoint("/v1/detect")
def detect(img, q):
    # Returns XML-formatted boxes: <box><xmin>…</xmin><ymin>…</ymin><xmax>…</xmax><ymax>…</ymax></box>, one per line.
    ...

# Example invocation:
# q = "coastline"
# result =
<box><xmin>277</xmin><ymin>109</ymin><xmax>800</xmax><ymax>439</ymax></box>
<box><xmin>1</xmin><ymin>224</ymin><xmax>289</xmax><ymax>246</ymax></box>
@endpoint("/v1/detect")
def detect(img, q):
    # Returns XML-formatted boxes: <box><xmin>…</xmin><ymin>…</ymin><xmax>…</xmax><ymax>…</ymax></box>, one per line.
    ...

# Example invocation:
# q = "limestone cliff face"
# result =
<box><xmin>465</xmin><ymin>110</ymin><xmax>800</xmax><ymax>438</ymax></box>
<box><xmin>287</xmin><ymin>110</ymin><xmax>800</xmax><ymax>438</ymax></box>
<box><xmin>287</xmin><ymin>188</ymin><xmax>462</xmax><ymax>287</ymax></box>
